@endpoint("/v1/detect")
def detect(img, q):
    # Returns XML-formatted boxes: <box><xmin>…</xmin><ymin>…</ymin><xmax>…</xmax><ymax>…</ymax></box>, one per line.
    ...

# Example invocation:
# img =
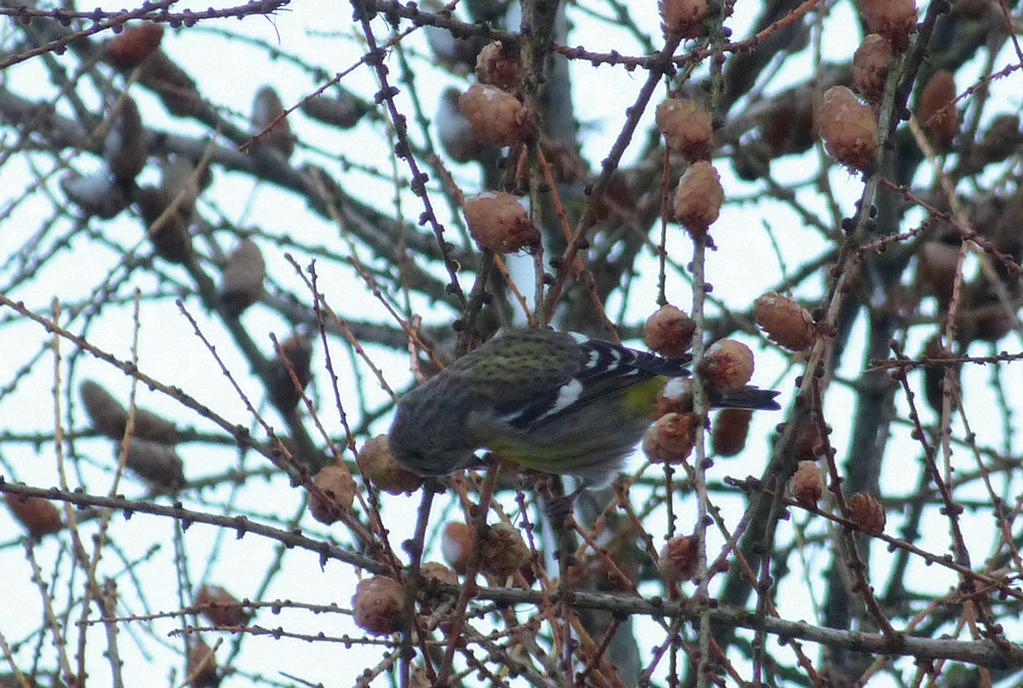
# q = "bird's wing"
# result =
<box><xmin>493</xmin><ymin>334</ymin><xmax>692</xmax><ymax>429</ymax></box>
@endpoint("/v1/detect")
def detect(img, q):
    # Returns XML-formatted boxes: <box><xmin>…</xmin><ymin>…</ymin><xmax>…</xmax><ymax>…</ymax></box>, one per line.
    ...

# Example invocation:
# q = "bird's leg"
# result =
<box><xmin>544</xmin><ymin>476</ymin><xmax>582</xmax><ymax>675</ymax></box>
<box><xmin>544</xmin><ymin>483</ymin><xmax>586</xmax><ymax>519</ymax></box>
<box><xmin>422</xmin><ymin>477</ymin><xmax>449</xmax><ymax>494</ymax></box>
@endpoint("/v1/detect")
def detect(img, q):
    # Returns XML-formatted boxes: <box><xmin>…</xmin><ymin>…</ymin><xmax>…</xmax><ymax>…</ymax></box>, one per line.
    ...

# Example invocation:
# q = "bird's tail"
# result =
<box><xmin>708</xmin><ymin>386</ymin><xmax>781</xmax><ymax>411</ymax></box>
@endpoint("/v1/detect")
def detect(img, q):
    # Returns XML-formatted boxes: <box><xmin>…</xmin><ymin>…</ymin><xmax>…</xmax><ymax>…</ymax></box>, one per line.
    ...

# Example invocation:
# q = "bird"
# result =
<box><xmin>388</xmin><ymin>328</ymin><xmax>780</xmax><ymax>497</ymax></box>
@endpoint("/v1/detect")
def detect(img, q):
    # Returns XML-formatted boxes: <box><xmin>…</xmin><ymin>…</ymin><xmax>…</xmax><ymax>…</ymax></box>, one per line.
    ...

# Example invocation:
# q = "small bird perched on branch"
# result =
<box><xmin>388</xmin><ymin>328</ymin><xmax>780</xmax><ymax>497</ymax></box>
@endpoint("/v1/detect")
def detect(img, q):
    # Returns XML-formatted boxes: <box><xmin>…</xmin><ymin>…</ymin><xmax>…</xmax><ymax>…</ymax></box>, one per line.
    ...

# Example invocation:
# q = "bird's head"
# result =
<box><xmin>388</xmin><ymin>384</ymin><xmax>477</xmax><ymax>477</ymax></box>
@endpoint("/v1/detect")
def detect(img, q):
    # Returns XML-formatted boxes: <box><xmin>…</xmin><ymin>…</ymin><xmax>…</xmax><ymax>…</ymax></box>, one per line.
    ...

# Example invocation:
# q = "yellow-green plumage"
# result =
<box><xmin>622</xmin><ymin>376</ymin><xmax>670</xmax><ymax>416</ymax></box>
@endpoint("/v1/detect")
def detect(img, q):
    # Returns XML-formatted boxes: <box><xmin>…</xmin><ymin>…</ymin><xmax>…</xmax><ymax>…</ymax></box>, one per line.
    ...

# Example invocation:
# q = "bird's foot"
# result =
<box><xmin>544</xmin><ymin>484</ymin><xmax>585</xmax><ymax>520</ymax></box>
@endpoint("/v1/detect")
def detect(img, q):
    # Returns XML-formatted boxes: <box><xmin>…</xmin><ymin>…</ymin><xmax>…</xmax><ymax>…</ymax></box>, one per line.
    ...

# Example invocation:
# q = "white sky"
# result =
<box><xmin>2</xmin><ymin>0</ymin><xmax>1023</xmax><ymax>685</ymax></box>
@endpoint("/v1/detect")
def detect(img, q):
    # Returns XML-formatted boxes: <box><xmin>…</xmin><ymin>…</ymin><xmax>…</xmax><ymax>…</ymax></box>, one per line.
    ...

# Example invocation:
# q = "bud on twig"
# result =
<box><xmin>918</xmin><ymin>70</ymin><xmax>958</xmax><ymax>150</ymax></box>
<box><xmin>656</xmin><ymin>98</ymin><xmax>713</xmax><ymax>161</ymax></box>
<box><xmin>5</xmin><ymin>493</ymin><xmax>63</xmax><ymax>538</ymax></box>
<box><xmin>123</xmin><ymin>438</ymin><xmax>185</xmax><ymax>491</ymax></box>
<box><xmin>818</xmin><ymin>86</ymin><xmax>879</xmax><ymax>173</ymax></box>
<box><xmin>219</xmin><ymin>239</ymin><xmax>265</xmax><ymax>317</ymax></box>
<box><xmin>442</xmin><ymin>522</ymin><xmax>473</xmax><ymax>574</ymax></box>
<box><xmin>187</xmin><ymin>637</ymin><xmax>218</xmax><ymax>688</ymax></box>
<box><xmin>712</xmin><ymin>408</ymin><xmax>753</xmax><ymax>457</ymax></box>
<box><xmin>356</xmin><ymin>435</ymin><xmax>422</xmax><ymax>496</ymax></box>
<box><xmin>659</xmin><ymin>0</ymin><xmax>709</xmax><ymax>38</ymax></box>
<box><xmin>858</xmin><ymin>0</ymin><xmax>917</xmax><ymax>50</ymax></box>
<box><xmin>300</xmin><ymin>90</ymin><xmax>369</xmax><ymax>129</ymax></box>
<box><xmin>754</xmin><ymin>292</ymin><xmax>815</xmax><ymax>352</ymax></box>
<box><xmin>464</xmin><ymin>192</ymin><xmax>538</xmax><ymax>253</ymax></box>
<box><xmin>352</xmin><ymin>576</ymin><xmax>404</xmax><ymax>635</ymax></box>
<box><xmin>479</xmin><ymin>522</ymin><xmax>529</xmax><ymax>580</ymax></box>
<box><xmin>268</xmin><ymin>334</ymin><xmax>313</xmax><ymax>411</ymax></box>
<box><xmin>673</xmin><ymin>161</ymin><xmax>723</xmax><ymax>236</ymax></box>
<box><xmin>135</xmin><ymin>186</ymin><xmax>192</xmax><ymax>264</ymax></box>
<box><xmin>106</xmin><ymin>23</ymin><xmax>164</xmax><ymax>70</ymax></box>
<box><xmin>196</xmin><ymin>584</ymin><xmax>250</xmax><ymax>627</ymax></box>
<box><xmin>103</xmin><ymin>96</ymin><xmax>146</xmax><ymax>183</ymax></box>
<box><xmin>475</xmin><ymin>41</ymin><xmax>522</xmax><ymax>92</ymax></box>
<box><xmin>791</xmin><ymin>460</ymin><xmax>824</xmax><ymax>507</ymax></box>
<box><xmin>643</xmin><ymin>412</ymin><xmax>698</xmax><ymax>463</ymax></box>
<box><xmin>699</xmin><ymin>339</ymin><xmax>754</xmax><ymax>390</ymax></box>
<box><xmin>140</xmin><ymin>50</ymin><xmax>202</xmax><ymax>117</ymax></box>
<box><xmin>852</xmin><ymin>34</ymin><xmax>893</xmax><ymax>103</ymax></box>
<box><xmin>659</xmin><ymin>534</ymin><xmax>699</xmax><ymax>583</ymax></box>
<box><xmin>308</xmin><ymin>464</ymin><xmax>357</xmax><ymax>524</ymax></box>
<box><xmin>644</xmin><ymin>304</ymin><xmax>696</xmax><ymax>358</ymax></box>
<box><xmin>251</xmin><ymin>86</ymin><xmax>294</xmax><ymax>159</ymax></box>
<box><xmin>849</xmin><ymin>492</ymin><xmax>886</xmax><ymax>535</ymax></box>
<box><xmin>421</xmin><ymin>562</ymin><xmax>459</xmax><ymax>586</ymax></box>
<box><xmin>458</xmin><ymin>84</ymin><xmax>531</xmax><ymax>147</ymax></box>
<box><xmin>80</xmin><ymin>380</ymin><xmax>179</xmax><ymax>444</ymax></box>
